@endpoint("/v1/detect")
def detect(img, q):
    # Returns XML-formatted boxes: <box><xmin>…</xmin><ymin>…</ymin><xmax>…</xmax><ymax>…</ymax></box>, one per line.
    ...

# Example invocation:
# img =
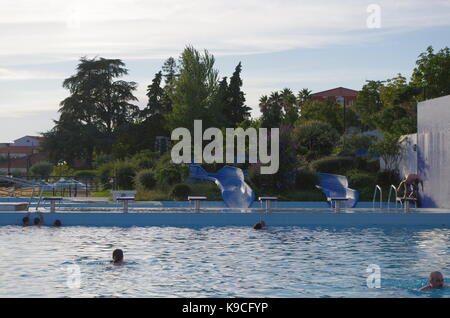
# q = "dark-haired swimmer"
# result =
<box><xmin>111</xmin><ymin>249</ymin><xmax>125</xmax><ymax>265</ymax></box>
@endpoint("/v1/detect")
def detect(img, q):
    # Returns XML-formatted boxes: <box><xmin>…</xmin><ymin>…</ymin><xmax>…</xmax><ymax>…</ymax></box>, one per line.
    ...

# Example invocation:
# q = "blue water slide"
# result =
<box><xmin>316</xmin><ymin>173</ymin><xmax>359</xmax><ymax>208</ymax></box>
<box><xmin>188</xmin><ymin>165</ymin><xmax>255</xmax><ymax>208</ymax></box>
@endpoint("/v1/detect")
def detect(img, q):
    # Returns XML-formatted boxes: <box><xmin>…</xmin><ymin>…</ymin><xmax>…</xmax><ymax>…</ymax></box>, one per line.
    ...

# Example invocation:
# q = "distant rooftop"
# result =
<box><xmin>312</xmin><ymin>87</ymin><xmax>358</xmax><ymax>97</ymax></box>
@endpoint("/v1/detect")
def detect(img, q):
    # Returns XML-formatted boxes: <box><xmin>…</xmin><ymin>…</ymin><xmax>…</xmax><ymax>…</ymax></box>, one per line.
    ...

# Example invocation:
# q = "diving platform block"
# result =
<box><xmin>258</xmin><ymin>197</ymin><xmax>278</xmax><ymax>212</ymax></box>
<box><xmin>188</xmin><ymin>196</ymin><xmax>207</xmax><ymax>212</ymax></box>
<box><xmin>328</xmin><ymin>197</ymin><xmax>349</xmax><ymax>213</ymax></box>
<box><xmin>116</xmin><ymin>197</ymin><xmax>135</xmax><ymax>213</ymax></box>
<box><xmin>0</xmin><ymin>202</ymin><xmax>29</xmax><ymax>211</ymax></box>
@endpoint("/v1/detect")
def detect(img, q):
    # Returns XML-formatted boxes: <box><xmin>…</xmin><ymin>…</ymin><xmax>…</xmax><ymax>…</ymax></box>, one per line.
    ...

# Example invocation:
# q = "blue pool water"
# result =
<box><xmin>0</xmin><ymin>226</ymin><xmax>449</xmax><ymax>297</ymax></box>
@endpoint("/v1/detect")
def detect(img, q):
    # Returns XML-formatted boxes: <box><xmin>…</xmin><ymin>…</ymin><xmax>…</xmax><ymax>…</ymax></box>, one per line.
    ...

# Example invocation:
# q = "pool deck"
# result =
<box><xmin>2</xmin><ymin>210</ymin><xmax>450</xmax><ymax>227</ymax></box>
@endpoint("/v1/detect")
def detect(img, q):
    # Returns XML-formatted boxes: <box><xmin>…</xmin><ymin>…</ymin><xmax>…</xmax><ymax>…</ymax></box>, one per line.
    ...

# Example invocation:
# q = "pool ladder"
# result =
<box><xmin>372</xmin><ymin>185</ymin><xmax>382</xmax><ymax>209</ymax></box>
<box><xmin>373</xmin><ymin>184</ymin><xmax>415</xmax><ymax>211</ymax></box>
<box><xmin>387</xmin><ymin>185</ymin><xmax>399</xmax><ymax>210</ymax></box>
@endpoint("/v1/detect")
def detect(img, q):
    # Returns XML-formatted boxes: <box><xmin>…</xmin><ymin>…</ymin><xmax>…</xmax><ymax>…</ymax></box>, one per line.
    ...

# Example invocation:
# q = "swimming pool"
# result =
<box><xmin>0</xmin><ymin>225</ymin><xmax>449</xmax><ymax>297</ymax></box>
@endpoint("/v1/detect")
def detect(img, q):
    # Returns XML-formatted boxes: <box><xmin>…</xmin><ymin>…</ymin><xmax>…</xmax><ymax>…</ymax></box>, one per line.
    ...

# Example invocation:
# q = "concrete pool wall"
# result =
<box><xmin>2</xmin><ymin>211</ymin><xmax>450</xmax><ymax>227</ymax></box>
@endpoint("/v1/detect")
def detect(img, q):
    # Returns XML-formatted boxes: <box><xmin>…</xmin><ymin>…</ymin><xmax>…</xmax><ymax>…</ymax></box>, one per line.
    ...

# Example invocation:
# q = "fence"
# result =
<box><xmin>0</xmin><ymin>175</ymin><xmax>117</xmax><ymax>197</ymax></box>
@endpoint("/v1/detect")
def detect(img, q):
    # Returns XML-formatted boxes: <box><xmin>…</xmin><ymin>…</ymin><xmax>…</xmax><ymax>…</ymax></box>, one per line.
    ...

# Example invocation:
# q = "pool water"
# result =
<box><xmin>0</xmin><ymin>226</ymin><xmax>449</xmax><ymax>297</ymax></box>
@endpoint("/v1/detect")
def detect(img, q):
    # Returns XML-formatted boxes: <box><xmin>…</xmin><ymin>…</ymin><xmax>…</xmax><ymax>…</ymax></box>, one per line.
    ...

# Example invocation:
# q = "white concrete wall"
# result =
<box><xmin>417</xmin><ymin>95</ymin><xmax>450</xmax><ymax>208</ymax></box>
<box><xmin>397</xmin><ymin>134</ymin><xmax>417</xmax><ymax>179</ymax></box>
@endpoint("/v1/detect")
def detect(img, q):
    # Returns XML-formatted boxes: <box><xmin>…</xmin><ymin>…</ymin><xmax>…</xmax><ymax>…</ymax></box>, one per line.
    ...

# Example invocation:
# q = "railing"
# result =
<box><xmin>387</xmin><ymin>184</ymin><xmax>399</xmax><ymax>210</ymax></box>
<box><xmin>16</xmin><ymin>175</ymin><xmax>117</xmax><ymax>197</ymax></box>
<box><xmin>372</xmin><ymin>185</ymin><xmax>383</xmax><ymax>209</ymax></box>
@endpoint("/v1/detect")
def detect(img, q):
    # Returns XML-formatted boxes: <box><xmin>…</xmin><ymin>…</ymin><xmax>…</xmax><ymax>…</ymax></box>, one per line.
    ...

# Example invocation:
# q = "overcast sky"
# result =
<box><xmin>1</xmin><ymin>0</ymin><xmax>450</xmax><ymax>142</ymax></box>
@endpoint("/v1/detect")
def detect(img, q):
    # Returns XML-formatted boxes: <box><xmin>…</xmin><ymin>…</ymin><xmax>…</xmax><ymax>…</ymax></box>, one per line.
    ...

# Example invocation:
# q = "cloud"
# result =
<box><xmin>0</xmin><ymin>68</ymin><xmax>65</xmax><ymax>80</ymax></box>
<box><xmin>1</xmin><ymin>0</ymin><xmax>450</xmax><ymax>65</ymax></box>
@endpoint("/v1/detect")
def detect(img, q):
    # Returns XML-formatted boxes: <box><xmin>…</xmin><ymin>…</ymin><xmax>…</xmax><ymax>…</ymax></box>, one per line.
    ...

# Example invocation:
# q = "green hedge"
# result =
<box><xmin>30</xmin><ymin>161</ymin><xmax>53</xmax><ymax>177</ymax></box>
<box><xmin>135</xmin><ymin>169</ymin><xmax>156</xmax><ymax>190</ymax></box>
<box><xmin>295</xmin><ymin>170</ymin><xmax>319</xmax><ymax>190</ymax></box>
<box><xmin>376</xmin><ymin>170</ymin><xmax>401</xmax><ymax>189</ymax></box>
<box><xmin>310</xmin><ymin>156</ymin><xmax>356</xmax><ymax>174</ymax></box>
<box><xmin>347</xmin><ymin>171</ymin><xmax>376</xmax><ymax>201</ymax></box>
<box><xmin>73</xmin><ymin>170</ymin><xmax>97</xmax><ymax>177</ymax></box>
<box><xmin>171</xmin><ymin>183</ymin><xmax>192</xmax><ymax>200</ymax></box>
<box><xmin>115</xmin><ymin>162</ymin><xmax>136</xmax><ymax>190</ymax></box>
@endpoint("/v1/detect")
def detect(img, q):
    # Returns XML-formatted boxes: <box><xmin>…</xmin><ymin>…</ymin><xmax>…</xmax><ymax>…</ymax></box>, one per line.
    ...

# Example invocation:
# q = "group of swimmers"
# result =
<box><xmin>21</xmin><ymin>208</ymin><xmax>447</xmax><ymax>292</ymax></box>
<box><xmin>22</xmin><ymin>212</ymin><xmax>62</xmax><ymax>227</ymax></box>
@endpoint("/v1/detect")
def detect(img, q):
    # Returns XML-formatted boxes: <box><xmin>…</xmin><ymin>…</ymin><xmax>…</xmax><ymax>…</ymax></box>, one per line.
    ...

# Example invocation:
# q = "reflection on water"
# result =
<box><xmin>0</xmin><ymin>226</ymin><xmax>449</xmax><ymax>297</ymax></box>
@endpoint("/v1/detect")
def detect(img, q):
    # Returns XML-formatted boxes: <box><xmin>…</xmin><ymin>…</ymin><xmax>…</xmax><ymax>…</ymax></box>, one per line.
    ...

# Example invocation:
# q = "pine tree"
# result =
<box><xmin>143</xmin><ymin>71</ymin><xmax>167</xmax><ymax>117</ymax></box>
<box><xmin>225</xmin><ymin>62</ymin><xmax>251</xmax><ymax>126</ymax></box>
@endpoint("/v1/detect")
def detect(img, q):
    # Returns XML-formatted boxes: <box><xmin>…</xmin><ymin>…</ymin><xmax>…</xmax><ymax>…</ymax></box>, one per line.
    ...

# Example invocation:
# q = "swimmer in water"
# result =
<box><xmin>53</xmin><ymin>219</ymin><xmax>62</xmax><ymax>227</ymax></box>
<box><xmin>22</xmin><ymin>215</ymin><xmax>30</xmax><ymax>227</ymax></box>
<box><xmin>253</xmin><ymin>221</ymin><xmax>266</xmax><ymax>230</ymax></box>
<box><xmin>111</xmin><ymin>249</ymin><xmax>125</xmax><ymax>265</ymax></box>
<box><xmin>33</xmin><ymin>212</ymin><xmax>44</xmax><ymax>226</ymax></box>
<box><xmin>419</xmin><ymin>271</ymin><xmax>449</xmax><ymax>291</ymax></box>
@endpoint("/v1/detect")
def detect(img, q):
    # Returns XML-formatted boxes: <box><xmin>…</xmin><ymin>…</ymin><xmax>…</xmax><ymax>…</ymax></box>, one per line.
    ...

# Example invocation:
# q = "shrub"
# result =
<box><xmin>97</xmin><ymin>162</ymin><xmax>114</xmax><ymax>177</ymax></box>
<box><xmin>369</xmin><ymin>133</ymin><xmax>402</xmax><ymax>171</ymax></box>
<box><xmin>247</xmin><ymin>163</ymin><xmax>275</xmax><ymax>189</ymax></box>
<box><xmin>132</xmin><ymin>151</ymin><xmax>159</xmax><ymax>170</ymax></box>
<box><xmin>92</xmin><ymin>153</ymin><xmax>114</xmax><ymax>168</ymax></box>
<box><xmin>309</xmin><ymin>156</ymin><xmax>356</xmax><ymax>174</ymax></box>
<box><xmin>335</xmin><ymin>133</ymin><xmax>374</xmax><ymax>156</ymax></box>
<box><xmin>293</xmin><ymin>120</ymin><xmax>339</xmax><ymax>161</ymax></box>
<box><xmin>347</xmin><ymin>171</ymin><xmax>376</xmax><ymax>189</ymax></box>
<box><xmin>30</xmin><ymin>161</ymin><xmax>53</xmax><ymax>177</ymax></box>
<box><xmin>115</xmin><ymin>162</ymin><xmax>136</xmax><ymax>190</ymax></box>
<box><xmin>135</xmin><ymin>169</ymin><xmax>156</xmax><ymax>190</ymax></box>
<box><xmin>295</xmin><ymin>170</ymin><xmax>319</xmax><ymax>190</ymax></box>
<box><xmin>154</xmin><ymin>154</ymin><xmax>189</xmax><ymax>186</ymax></box>
<box><xmin>73</xmin><ymin>170</ymin><xmax>97</xmax><ymax>177</ymax></box>
<box><xmin>356</xmin><ymin>158</ymin><xmax>380</xmax><ymax>173</ymax></box>
<box><xmin>52</xmin><ymin>162</ymin><xmax>75</xmax><ymax>176</ymax></box>
<box><xmin>170</xmin><ymin>183</ymin><xmax>191</xmax><ymax>200</ymax></box>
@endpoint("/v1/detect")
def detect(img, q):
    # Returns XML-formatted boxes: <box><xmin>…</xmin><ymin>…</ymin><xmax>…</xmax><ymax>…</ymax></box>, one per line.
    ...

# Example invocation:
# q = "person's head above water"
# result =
<box><xmin>33</xmin><ymin>217</ymin><xmax>43</xmax><ymax>226</ymax></box>
<box><xmin>53</xmin><ymin>219</ymin><xmax>62</xmax><ymax>227</ymax></box>
<box><xmin>22</xmin><ymin>216</ymin><xmax>30</xmax><ymax>226</ymax></box>
<box><xmin>429</xmin><ymin>271</ymin><xmax>445</xmax><ymax>289</ymax></box>
<box><xmin>253</xmin><ymin>221</ymin><xmax>266</xmax><ymax>230</ymax></box>
<box><xmin>112</xmin><ymin>249</ymin><xmax>124</xmax><ymax>264</ymax></box>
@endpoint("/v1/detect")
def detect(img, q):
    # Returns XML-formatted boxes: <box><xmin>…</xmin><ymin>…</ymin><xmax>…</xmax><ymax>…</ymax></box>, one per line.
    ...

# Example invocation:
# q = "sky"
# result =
<box><xmin>1</xmin><ymin>0</ymin><xmax>450</xmax><ymax>142</ymax></box>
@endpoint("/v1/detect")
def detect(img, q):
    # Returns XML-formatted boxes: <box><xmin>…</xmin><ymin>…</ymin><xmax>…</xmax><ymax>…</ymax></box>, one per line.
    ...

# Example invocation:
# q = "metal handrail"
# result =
<box><xmin>387</xmin><ymin>185</ymin><xmax>398</xmax><ymax>210</ymax></box>
<box><xmin>372</xmin><ymin>185</ymin><xmax>382</xmax><ymax>209</ymax></box>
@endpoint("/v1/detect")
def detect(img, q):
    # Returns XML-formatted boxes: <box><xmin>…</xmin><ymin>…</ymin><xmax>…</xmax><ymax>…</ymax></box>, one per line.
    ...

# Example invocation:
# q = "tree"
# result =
<box><xmin>42</xmin><ymin>57</ymin><xmax>139</xmax><ymax>166</ymax></box>
<box><xmin>30</xmin><ymin>161</ymin><xmax>53</xmax><ymax>177</ymax></box>
<box><xmin>165</xmin><ymin>46</ymin><xmax>221</xmax><ymax>132</ymax></box>
<box><xmin>412</xmin><ymin>46</ymin><xmax>450</xmax><ymax>100</ymax></box>
<box><xmin>162</xmin><ymin>57</ymin><xmax>179</xmax><ymax>86</ymax></box>
<box><xmin>224</xmin><ymin>62</ymin><xmax>251</xmax><ymax>126</ymax></box>
<box><xmin>297</xmin><ymin>88</ymin><xmax>312</xmax><ymax>106</ymax></box>
<box><xmin>293</xmin><ymin>120</ymin><xmax>339</xmax><ymax>161</ymax></box>
<box><xmin>356</xmin><ymin>74</ymin><xmax>419</xmax><ymax>135</ymax></box>
<box><xmin>280</xmin><ymin>88</ymin><xmax>299</xmax><ymax>126</ymax></box>
<box><xmin>142</xmin><ymin>71</ymin><xmax>171</xmax><ymax>117</ymax></box>
<box><xmin>60</xmin><ymin>57</ymin><xmax>138</xmax><ymax>136</ymax></box>
<box><xmin>370</xmin><ymin>133</ymin><xmax>403</xmax><ymax>172</ymax></box>
<box><xmin>299</xmin><ymin>100</ymin><xmax>359</xmax><ymax>134</ymax></box>
<box><xmin>259</xmin><ymin>93</ymin><xmax>283</xmax><ymax>128</ymax></box>
<box><xmin>355</xmin><ymin>80</ymin><xmax>384</xmax><ymax>130</ymax></box>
